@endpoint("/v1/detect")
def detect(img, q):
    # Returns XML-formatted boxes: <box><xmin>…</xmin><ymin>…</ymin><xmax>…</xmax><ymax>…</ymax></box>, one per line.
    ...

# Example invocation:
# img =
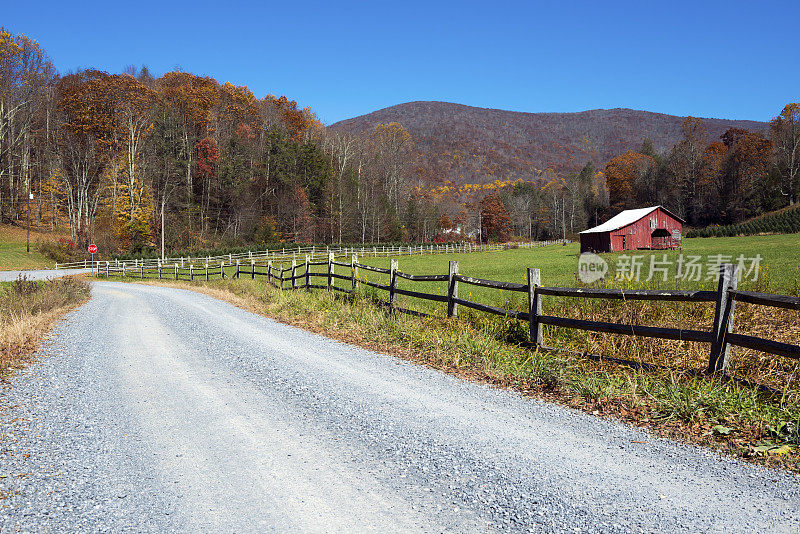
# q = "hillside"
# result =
<box><xmin>688</xmin><ymin>203</ymin><xmax>800</xmax><ymax>238</ymax></box>
<box><xmin>331</xmin><ymin>101</ymin><xmax>767</xmax><ymax>184</ymax></box>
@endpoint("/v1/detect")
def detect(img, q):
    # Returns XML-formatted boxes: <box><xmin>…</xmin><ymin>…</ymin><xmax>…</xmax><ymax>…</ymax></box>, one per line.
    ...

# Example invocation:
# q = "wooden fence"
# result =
<box><xmin>99</xmin><ymin>254</ymin><xmax>800</xmax><ymax>374</ymax></box>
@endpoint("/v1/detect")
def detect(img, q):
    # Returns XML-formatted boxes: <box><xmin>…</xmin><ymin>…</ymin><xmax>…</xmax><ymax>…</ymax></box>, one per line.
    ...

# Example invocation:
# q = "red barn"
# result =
<box><xmin>579</xmin><ymin>206</ymin><xmax>684</xmax><ymax>253</ymax></box>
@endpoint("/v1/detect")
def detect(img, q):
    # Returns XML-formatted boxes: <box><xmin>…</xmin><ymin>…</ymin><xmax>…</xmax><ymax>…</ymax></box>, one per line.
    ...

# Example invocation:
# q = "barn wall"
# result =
<box><xmin>609</xmin><ymin>208</ymin><xmax>682</xmax><ymax>251</ymax></box>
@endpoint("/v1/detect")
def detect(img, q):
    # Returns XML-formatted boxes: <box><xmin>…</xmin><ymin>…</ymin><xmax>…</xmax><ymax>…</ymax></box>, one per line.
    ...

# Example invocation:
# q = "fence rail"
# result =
<box><xmin>97</xmin><ymin>253</ymin><xmax>800</xmax><ymax>376</ymax></box>
<box><xmin>55</xmin><ymin>240</ymin><xmax>567</xmax><ymax>270</ymax></box>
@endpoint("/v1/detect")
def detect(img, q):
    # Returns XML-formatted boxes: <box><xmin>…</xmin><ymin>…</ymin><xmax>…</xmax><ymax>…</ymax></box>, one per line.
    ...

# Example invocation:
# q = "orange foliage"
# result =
<box><xmin>604</xmin><ymin>150</ymin><xmax>656</xmax><ymax>209</ymax></box>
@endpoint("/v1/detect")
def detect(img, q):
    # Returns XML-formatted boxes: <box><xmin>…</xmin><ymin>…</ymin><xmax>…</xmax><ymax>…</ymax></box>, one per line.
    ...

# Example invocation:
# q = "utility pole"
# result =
<box><xmin>26</xmin><ymin>192</ymin><xmax>33</xmax><ymax>253</ymax></box>
<box><xmin>161</xmin><ymin>209</ymin><xmax>165</xmax><ymax>261</ymax></box>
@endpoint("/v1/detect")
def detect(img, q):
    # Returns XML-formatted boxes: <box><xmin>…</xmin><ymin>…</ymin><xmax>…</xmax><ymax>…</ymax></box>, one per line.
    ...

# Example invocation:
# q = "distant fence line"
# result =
<box><xmin>98</xmin><ymin>251</ymin><xmax>800</xmax><ymax>376</ymax></box>
<box><xmin>55</xmin><ymin>240</ymin><xmax>568</xmax><ymax>270</ymax></box>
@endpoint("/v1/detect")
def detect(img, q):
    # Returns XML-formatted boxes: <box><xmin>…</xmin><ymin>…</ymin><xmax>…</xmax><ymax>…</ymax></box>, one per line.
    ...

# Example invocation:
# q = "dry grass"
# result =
<box><xmin>538</xmin><ymin>294</ymin><xmax>800</xmax><ymax>399</ymax></box>
<box><xmin>0</xmin><ymin>223</ymin><xmax>59</xmax><ymax>243</ymax></box>
<box><xmin>0</xmin><ymin>277</ymin><xmax>90</xmax><ymax>381</ymax></box>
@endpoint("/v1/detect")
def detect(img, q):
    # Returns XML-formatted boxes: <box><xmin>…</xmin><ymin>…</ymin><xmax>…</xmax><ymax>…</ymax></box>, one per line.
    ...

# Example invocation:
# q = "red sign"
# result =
<box><xmin>88</xmin><ymin>244</ymin><xmax>97</xmax><ymax>254</ymax></box>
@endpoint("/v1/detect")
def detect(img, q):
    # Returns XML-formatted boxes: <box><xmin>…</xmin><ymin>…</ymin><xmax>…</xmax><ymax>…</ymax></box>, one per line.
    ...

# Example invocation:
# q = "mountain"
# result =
<box><xmin>330</xmin><ymin>101</ymin><xmax>768</xmax><ymax>184</ymax></box>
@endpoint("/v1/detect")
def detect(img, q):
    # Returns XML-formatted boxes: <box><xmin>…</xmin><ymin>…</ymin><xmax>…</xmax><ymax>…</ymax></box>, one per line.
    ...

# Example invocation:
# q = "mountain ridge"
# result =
<box><xmin>331</xmin><ymin>101</ymin><xmax>768</xmax><ymax>184</ymax></box>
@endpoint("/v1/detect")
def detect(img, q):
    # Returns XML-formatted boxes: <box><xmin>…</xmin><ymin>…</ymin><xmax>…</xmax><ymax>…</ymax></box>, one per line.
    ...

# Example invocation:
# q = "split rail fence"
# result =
<box><xmin>99</xmin><ymin>254</ymin><xmax>799</xmax><ymax>375</ymax></box>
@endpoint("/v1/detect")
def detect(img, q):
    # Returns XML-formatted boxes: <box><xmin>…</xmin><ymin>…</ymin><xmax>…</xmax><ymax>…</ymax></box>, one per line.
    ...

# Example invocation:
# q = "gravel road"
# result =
<box><xmin>1</xmin><ymin>281</ymin><xmax>798</xmax><ymax>532</ymax></box>
<box><xmin>0</xmin><ymin>268</ymin><xmax>90</xmax><ymax>281</ymax></box>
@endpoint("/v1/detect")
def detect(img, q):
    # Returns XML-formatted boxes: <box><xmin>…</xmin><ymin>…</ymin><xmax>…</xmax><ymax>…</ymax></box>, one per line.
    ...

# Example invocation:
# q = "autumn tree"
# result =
<box><xmin>372</xmin><ymin>122</ymin><xmax>412</xmax><ymax>215</ymax></box>
<box><xmin>480</xmin><ymin>193</ymin><xmax>511</xmax><ymax>242</ymax></box>
<box><xmin>287</xmin><ymin>186</ymin><xmax>313</xmax><ymax>243</ymax></box>
<box><xmin>508</xmin><ymin>180</ymin><xmax>546</xmax><ymax>238</ymax></box>
<box><xmin>55</xmin><ymin>70</ymin><xmax>119</xmax><ymax>244</ymax></box>
<box><xmin>437</xmin><ymin>213</ymin><xmax>453</xmax><ymax>232</ymax></box>
<box><xmin>0</xmin><ymin>28</ymin><xmax>56</xmax><ymax>222</ymax></box>
<box><xmin>323</xmin><ymin>130</ymin><xmax>357</xmax><ymax>243</ymax></box>
<box><xmin>695</xmin><ymin>141</ymin><xmax>727</xmax><ymax>224</ymax></box>
<box><xmin>770</xmin><ymin>103</ymin><xmax>800</xmax><ymax>205</ymax></box>
<box><xmin>604</xmin><ymin>150</ymin><xmax>656</xmax><ymax>210</ymax></box>
<box><xmin>148</xmin><ymin>102</ymin><xmax>187</xmax><ymax>257</ymax></box>
<box><xmin>719</xmin><ymin>128</ymin><xmax>773</xmax><ymax>223</ymax></box>
<box><xmin>668</xmin><ymin>117</ymin><xmax>707</xmax><ymax>223</ymax></box>
<box><xmin>195</xmin><ymin>136</ymin><xmax>220</xmax><ymax>236</ymax></box>
<box><xmin>157</xmin><ymin>72</ymin><xmax>219</xmax><ymax>233</ymax></box>
<box><xmin>90</xmin><ymin>73</ymin><xmax>158</xmax><ymax>242</ymax></box>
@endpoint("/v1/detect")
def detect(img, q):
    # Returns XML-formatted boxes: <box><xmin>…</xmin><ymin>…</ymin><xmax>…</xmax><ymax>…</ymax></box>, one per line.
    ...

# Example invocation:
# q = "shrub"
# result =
<box><xmin>37</xmin><ymin>237</ymin><xmax>82</xmax><ymax>263</ymax></box>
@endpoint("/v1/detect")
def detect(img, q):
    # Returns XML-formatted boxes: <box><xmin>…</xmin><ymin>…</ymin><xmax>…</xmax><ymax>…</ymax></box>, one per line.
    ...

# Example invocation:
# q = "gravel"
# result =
<box><xmin>1</xmin><ymin>281</ymin><xmax>799</xmax><ymax>532</ymax></box>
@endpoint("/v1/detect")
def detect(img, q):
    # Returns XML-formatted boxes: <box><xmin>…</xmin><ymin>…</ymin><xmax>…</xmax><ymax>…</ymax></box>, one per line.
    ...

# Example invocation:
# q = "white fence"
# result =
<box><xmin>56</xmin><ymin>241</ymin><xmax>569</xmax><ymax>271</ymax></box>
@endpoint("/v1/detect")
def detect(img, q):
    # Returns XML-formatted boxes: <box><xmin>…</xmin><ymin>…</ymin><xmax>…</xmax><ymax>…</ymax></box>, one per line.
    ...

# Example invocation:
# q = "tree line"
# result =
<box><xmin>492</xmin><ymin>106</ymin><xmax>798</xmax><ymax>241</ymax></box>
<box><xmin>0</xmin><ymin>28</ymin><xmax>436</xmax><ymax>254</ymax></box>
<box><xmin>603</xmin><ymin>109</ymin><xmax>799</xmax><ymax>227</ymax></box>
<box><xmin>1</xmin><ymin>27</ymin><xmax>797</xmax><ymax>254</ymax></box>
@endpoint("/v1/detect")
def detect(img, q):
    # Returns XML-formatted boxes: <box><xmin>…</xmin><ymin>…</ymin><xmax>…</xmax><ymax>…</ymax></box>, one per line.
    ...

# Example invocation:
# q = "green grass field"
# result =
<box><xmin>344</xmin><ymin>235</ymin><xmax>800</xmax><ymax>314</ymax></box>
<box><xmin>0</xmin><ymin>224</ymin><xmax>58</xmax><ymax>271</ymax></box>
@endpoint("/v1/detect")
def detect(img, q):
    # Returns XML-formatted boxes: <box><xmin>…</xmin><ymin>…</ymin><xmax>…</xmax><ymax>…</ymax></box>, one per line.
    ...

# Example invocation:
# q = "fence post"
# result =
<box><xmin>106</xmin><ymin>262</ymin><xmax>109</xmax><ymax>277</ymax></box>
<box><xmin>327</xmin><ymin>252</ymin><xmax>335</xmax><ymax>290</ymax></box>
<box><xmin>158</xmin><ymin>263</ymin><xmax>162</xmax><ymax>280</ymax></box>
<box><xmin>389</xmin><ymin>258</ymin><xmax>398</xmax><ymax>309</ymax></box>
<box><xmin>291</xmin><ymin>260</ymin><xmax>297</xmax><ymax>290</ymax></box>
<box><xmin>140</xmin><ymin>265</ymin><xmax>143</xmax><ymax>280</ymax></box>
<box><xmin>236</xmin><ymin>260</ymin><xmax>240</xmax><ymax>279</ymax></box>
<box><xmin>174</xmin><ymin>264</ymin><xmax>178</xmax><ymax>280</ymax></box>
<box><xmin>280</xmin><ymin>264</ymin><xmax>285</xmax><ymax>290</ymax></box>
<box><xmin>351</xmin><ymin>254</ymin><xmax>358</xmax><ymax>292</ymax></box>
<box><xmin>190</xmin><ymin>265</ymin><xmax>194</xmax><ymax>281</ymax></box>
<box><xmin>122</xmin><ymin>263</ymin><xmax>126</xmax><ymax>277</ymax></box>
<box><xmin>220</xmin><ymin>261</ymin><xmax>225</xmax><ymax>280</ymax></box>
<box><xmin>447</xmin><ymin>260</ymin><xmax>459</xmax><ymax>317</ymax></box>
<box><xmin>527</xmin><ymin>268</ymin><xmax>542</xmax><ymax>346</ymax></box>
<box><xmin>305</xmin><ymin>254</ymin><xmax>311</xmax><ymax>289</ymax></box>
<box><xmin>251</xmin><ymin>260</ymin><xmax>255</xmax><ymax>280</ymax></box>
<box><xmin>708</xmin><ymin>263</ymin><xmax>739</xmax><ymax>374</ymax></box>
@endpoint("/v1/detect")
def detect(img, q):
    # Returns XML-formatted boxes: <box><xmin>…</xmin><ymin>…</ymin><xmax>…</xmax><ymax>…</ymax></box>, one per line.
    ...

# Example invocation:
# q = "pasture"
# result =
<box><xmin>357</xmin><ymin>234</ymin><xmax>800</xmax><ymax>295</ymax></box>
<box><xmin>326</xmin><ymin>234</ymin><xmax>800</xmax><ymax>394</ymax></box>
<box><xmin>0</xmin><ymin>224</ymin><xmax>58</xmax><ymax>271</ymax></box>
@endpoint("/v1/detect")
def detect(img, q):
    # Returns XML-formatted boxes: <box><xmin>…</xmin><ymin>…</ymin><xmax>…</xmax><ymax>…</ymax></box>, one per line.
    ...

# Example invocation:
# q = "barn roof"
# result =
<box><xmin>579</xmin><ymin>206</ymin><xmax>684</xmax><ymax>234</ymax></box>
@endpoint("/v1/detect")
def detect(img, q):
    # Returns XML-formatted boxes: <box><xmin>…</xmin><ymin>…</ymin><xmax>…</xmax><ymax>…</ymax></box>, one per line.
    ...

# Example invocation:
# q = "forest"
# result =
<box><xmin>1</xmin><ymin>27</ymin><xmax>798</xmax><ymax>256</ymax></box>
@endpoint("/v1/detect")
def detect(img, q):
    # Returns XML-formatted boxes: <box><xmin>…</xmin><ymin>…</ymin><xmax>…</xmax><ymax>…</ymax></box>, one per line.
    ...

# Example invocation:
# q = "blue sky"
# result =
<box><xmin>5</xmin><ymin>0</ymin><xmax>798</xmax><ymax>124</ymax></box>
